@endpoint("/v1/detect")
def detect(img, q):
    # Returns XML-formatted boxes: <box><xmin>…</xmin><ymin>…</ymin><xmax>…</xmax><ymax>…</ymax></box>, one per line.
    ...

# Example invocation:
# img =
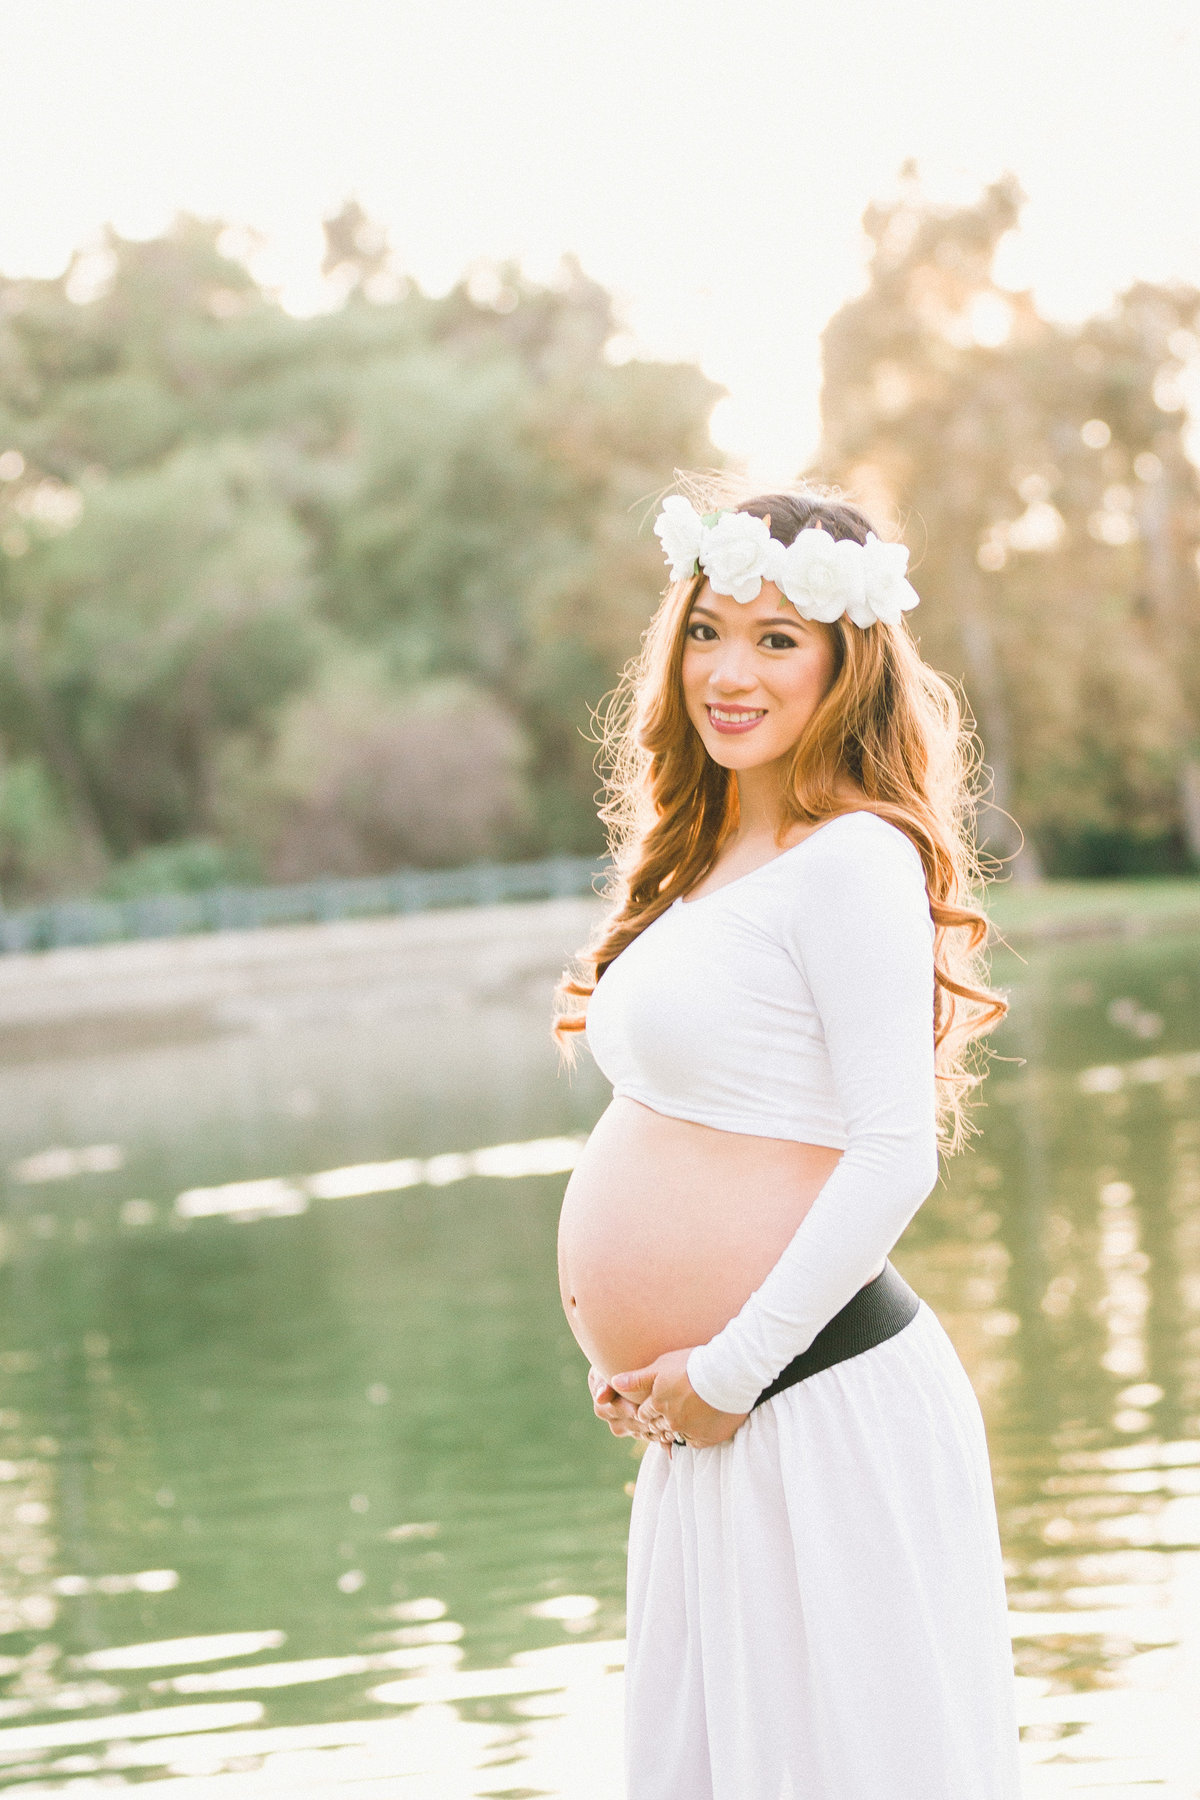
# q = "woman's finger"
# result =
<box><xmin>590</xmin><ymin>1382</ymin><xmax>665</xmax><ymax>1442</ymax></box>
<box><xmin>597</xmin><ymin>1396</ymin><xmax>650</xmax><ymax>1439</ymax></box>
<box><xmin>636</xmin><ymin>1398</ymin><xmax>675</xmax><ymax>1446</ymax></box>
<box><xmin>611</xmin><ymin>1367</ymin><xmax>655</xmax><ymax>1404</ymax></box>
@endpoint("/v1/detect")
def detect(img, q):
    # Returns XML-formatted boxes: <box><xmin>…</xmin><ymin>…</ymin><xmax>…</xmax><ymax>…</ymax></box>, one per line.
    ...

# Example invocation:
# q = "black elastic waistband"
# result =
<box><xmin>751</xmin><ymin>1262</ymin><xmax>921</xmax><ymax>1410</ymax></box>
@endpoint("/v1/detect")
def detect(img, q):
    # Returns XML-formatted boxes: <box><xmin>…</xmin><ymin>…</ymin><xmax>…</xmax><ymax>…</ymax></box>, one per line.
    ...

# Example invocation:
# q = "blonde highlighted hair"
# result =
<box><xmin>554</xmin><ymin>483</ymin><xmax>1007</xmax><ymax>1150</ymax></box>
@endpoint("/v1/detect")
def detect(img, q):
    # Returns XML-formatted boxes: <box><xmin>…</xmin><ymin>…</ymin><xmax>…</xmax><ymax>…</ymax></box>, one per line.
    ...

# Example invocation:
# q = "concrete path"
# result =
<box><xmin>0</xmin><ymin>898</ymin><xmax>603</xmax><ymax>1062</ymax></box>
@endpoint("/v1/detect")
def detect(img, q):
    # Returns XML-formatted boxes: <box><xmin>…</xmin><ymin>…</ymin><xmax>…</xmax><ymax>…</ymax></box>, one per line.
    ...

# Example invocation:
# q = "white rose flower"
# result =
<box><xmin>698</xmin><ymin>510</ymin><xmax>775</xmax><ymax>604</ymax></box>
<box><xmin>855</xmin><ymin>531</ymin><xmax>919</xmax><ymax>626</ymax></box>
<box><xmin>653</xmin><ymin>495</ymin><xmax>706</xmax><ymax>582</ymax></box>
<box><xmin>772</xmin><ymin>525</ymin><xmax>865</xmax><ymax>623</ymax></box>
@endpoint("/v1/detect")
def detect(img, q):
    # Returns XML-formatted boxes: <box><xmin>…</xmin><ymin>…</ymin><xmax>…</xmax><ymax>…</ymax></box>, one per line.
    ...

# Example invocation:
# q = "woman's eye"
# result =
<box><xmin>686</xmin><ymin>622</ymin><xmax>797</xmax><ymax>647</ymax></box>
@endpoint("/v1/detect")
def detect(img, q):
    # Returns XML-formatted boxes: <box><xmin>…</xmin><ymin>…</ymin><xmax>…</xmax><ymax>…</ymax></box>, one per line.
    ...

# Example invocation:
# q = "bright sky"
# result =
<box><xmin>2</xmin><ymin>0</ymin><xmax>1198</xmax><ymax>476</ymax></box>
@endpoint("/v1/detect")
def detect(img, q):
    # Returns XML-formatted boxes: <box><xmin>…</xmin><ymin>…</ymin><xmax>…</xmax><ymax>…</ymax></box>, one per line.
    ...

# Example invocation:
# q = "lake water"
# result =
<box><xmin>0</xmin><ymin>921</ymin><xmax>1198</xmax><ymax>1797</ymax></box>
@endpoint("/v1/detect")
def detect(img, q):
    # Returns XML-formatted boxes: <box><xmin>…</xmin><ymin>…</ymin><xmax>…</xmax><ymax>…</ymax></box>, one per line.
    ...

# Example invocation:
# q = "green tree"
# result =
<box><xmin>819</xmin><ymin>171</ymin><xmax>1200</xmax><ymax>876</ymax></box>
<box><xmin>1</xmin><ymin>437</ymin><xmax>315</xmax><ymax>878</ymax></box>
<box><xmin>0</xmin><ymin>213</ymin><xmax>721</xmax><ymax>899</ymax></box>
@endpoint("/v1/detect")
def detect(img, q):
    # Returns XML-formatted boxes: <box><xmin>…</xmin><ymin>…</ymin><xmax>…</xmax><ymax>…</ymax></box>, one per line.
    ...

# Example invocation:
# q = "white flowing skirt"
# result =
<box><xmin>625</xmin><ymin>1301</ymin><xmax>1022</xmax><ymax>1800</ymax></box>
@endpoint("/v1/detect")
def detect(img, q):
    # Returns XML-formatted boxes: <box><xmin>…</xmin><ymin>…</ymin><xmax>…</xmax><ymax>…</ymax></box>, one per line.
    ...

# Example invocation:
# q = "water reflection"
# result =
<box><xmin>0</xmin><ymin>924</ymin><xmax>1196</xmax><ymax>1793</ymax></box>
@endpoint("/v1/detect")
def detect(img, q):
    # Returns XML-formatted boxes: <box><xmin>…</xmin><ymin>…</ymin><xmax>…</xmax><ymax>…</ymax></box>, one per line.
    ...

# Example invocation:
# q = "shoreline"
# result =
<box><xmin>0</xmin><ymin>882</ymin><xmax>1197</xmax><ymax>1062</ymax></box>
<box><xmin>0</xmin><ymin>896</ymin><xmax>599</xmax><ymax>1063</ymax></box>
<box><xmin>986</xmin><ymin>877</ymin><xmax>1200</xmax><ymax>946</ymax></box>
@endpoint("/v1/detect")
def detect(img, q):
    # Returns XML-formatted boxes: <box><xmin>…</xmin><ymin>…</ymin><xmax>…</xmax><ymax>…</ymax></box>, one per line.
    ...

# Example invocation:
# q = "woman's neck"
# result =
<box><xmin>732</xmin><ymin>764</ymin><xmax>789</xmax><ymax>844</ymax></box>
<box><xmin>731</xmin><ymin>763</ymin><xmax>861</xmax><ymax>847</ymax></box>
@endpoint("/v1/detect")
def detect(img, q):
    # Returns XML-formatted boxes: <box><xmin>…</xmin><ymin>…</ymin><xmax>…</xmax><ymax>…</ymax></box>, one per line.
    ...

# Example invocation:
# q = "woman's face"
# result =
<box><xmin>680</xmin><ymin>579</ymin><xmax>839</xmax><ymax>773</ymax></box>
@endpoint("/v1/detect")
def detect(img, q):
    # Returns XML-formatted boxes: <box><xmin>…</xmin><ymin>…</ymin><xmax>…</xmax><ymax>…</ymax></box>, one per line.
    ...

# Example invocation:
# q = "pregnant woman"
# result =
<box><xmin>555</xmin><ymin>487</ymin><xmax>1022</xmax><ymax>1798</ymax></box>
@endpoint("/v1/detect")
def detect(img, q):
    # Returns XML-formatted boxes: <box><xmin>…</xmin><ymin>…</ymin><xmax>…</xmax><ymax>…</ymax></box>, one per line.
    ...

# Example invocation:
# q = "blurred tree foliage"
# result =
<box><xmin>820</xmin><ymin>169</ymin><xmax>1200</xmax><ymax>877</ymax></box>
<box><xmin>3</xmin><ymin>185</ymin><xmax>1199</xmax><ymax>902</ymax></box>
<box><xmin>0</xmin><ymin>210</ymin><xmax>719</xmax><ymax>900</ymax></box>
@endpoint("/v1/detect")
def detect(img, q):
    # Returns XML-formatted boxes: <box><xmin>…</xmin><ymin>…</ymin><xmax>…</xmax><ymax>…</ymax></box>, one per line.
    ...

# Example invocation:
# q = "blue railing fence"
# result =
<box><xmin>0</xmin><ymin>855</ymin><xmax>608</xmax><ymax>955</ymax></box>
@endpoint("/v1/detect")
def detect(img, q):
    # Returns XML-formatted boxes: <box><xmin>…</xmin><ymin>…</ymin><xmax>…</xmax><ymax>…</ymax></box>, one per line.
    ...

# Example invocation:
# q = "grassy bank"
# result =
<box><xmin>986</xmin><ymin>876</ymin><xmax>1200</xmax><ymax>945</ymax></box>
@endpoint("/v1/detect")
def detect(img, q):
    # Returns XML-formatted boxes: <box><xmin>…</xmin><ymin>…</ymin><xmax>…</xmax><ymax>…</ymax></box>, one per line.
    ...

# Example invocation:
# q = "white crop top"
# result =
<box><xmin>585</xmin><ymin>810</ymin><xmax>941</xmax><ymax>1413</ymax></box>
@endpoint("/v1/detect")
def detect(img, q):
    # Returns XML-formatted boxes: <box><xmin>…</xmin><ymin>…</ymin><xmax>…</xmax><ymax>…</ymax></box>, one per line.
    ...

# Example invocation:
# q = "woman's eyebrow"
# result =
<box><xmin>689</xmin><ymin>604</ymin><xmax>800</xmax><ymax>629</ymax></box>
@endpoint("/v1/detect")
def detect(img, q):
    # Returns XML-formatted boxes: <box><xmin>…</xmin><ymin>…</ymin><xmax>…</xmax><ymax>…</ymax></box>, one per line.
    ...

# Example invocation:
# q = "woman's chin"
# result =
<box><xmin>700</xmin><ymin>731</ymin><xmax>788</xmax><ymax>770</ymax></box>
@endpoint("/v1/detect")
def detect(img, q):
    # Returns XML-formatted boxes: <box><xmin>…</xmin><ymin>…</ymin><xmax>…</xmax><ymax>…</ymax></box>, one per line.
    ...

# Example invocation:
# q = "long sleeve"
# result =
<box><xmin>685</xmin><ymin>823</ymin><xmax>940</xmax><ymax>1415</ymax></box>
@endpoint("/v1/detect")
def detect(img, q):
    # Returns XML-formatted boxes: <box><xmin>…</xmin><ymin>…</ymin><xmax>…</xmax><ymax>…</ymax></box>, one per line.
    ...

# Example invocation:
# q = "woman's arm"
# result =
<box><xmin>683</xmin><ymin>822</ymin><xmax>940</xmax><ymax>1416</ymax></box>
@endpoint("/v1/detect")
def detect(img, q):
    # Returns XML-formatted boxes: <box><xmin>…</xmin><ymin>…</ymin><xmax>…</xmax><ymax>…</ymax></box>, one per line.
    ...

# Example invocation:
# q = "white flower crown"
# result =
<box><xmin>653</xmin><ymin>496</ymin><xmax>919</xmax><ymax>628</ymax></box>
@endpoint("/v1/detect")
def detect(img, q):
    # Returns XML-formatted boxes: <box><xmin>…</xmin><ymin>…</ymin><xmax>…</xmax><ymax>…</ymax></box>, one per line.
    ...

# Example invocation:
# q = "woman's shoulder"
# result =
<box><xmin>791</xmin><ymin>809</ymin><xmax>926</xmax><ymax>884</ymax></box>
<box><xmin>764</xmin><ymin>812</ymin><xmax>931</xmax><ymax>951</ymax></box>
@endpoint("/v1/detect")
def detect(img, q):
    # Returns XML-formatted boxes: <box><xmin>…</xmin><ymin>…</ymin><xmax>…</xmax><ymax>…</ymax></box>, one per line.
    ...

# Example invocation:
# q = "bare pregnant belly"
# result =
<box><xmin>557</xmin><ymin>1098</ymin><xmax>845</xmax><ymax>1380</ymax></box>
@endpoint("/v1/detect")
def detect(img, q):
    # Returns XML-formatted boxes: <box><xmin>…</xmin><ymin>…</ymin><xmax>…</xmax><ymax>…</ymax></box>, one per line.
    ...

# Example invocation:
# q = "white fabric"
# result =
<box><xmin>585</xmin><ymin>809</ymin><xmax>941</xmax><ymax>1413</ymax></box>
<box><xmin>586</xmin><ymin>810</ymin><xmax>934</xmax><ymax>1153</ymax></box>
<box><xmin>626</xmin><ymin>1303</ymin><xmax>1022</xmax><ymax>1800</ymax></box>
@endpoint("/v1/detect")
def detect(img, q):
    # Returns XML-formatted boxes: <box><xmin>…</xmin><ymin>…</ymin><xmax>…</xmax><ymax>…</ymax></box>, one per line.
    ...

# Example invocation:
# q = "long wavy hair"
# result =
<box><xmin>554</xmin><ymin>483</ymin><xmax>1007</xmax><ymax>1150</ymax></box>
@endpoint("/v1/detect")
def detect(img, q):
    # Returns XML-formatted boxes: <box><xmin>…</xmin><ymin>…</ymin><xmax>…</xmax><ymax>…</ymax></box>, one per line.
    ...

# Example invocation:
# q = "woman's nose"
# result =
<box><xmin>711</xmin><ymin>643</ymin><xmax>758</xmax><ymax>691</ymax></box>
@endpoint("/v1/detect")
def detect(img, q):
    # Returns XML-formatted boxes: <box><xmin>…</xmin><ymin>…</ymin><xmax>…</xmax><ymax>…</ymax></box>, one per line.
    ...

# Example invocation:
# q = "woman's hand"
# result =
<box><xmin>588</xmin><ymin>1364</ymin><xmax>661</xmax><ymax>1443</ymax></box>
<box><xmin>610</xmin><ymin>1349</ymin><xmax>749</xmax><ymax>1449</ymax></box>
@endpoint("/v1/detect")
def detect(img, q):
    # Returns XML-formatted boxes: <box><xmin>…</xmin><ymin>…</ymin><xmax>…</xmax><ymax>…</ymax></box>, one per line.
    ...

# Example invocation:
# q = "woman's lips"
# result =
<box><xmin>706</xmin><ymin>705</ymin><xmax>767</xmax><ymax>735</ymax></box>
